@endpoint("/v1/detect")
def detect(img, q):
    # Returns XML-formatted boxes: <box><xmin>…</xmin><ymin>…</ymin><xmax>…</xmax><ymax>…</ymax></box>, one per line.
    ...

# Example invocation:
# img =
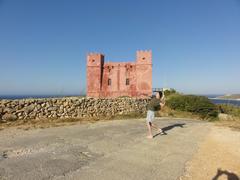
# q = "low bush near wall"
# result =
<box><xmin>166</xmin><ymin>94</ymin><xmax>218</xmax><ymax>119</ymax></box>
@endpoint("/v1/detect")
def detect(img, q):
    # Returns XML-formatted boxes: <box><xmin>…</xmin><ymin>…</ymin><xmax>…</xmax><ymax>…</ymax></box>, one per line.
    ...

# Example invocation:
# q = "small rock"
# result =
<box><xmin>63</xmin><ymin>101</ymin><xmax>69</xmax><ymax>107</ymax></box>
<box><xmin>3</xmin><ymin>108</ymin><xmax>13</xmax><ymax>114</ymax></box>
<box><xmin>2</xmin><ymin>114</ymin><xmax>17</xmax><ymax>121</ymax></box>
<box><xmin>48</xmin><ymin>107</ymin><xmax>58</xmax><ymax>111</ymax></box>
<box><xmin>24</xmin><ymin>105</ymin><xmax>35</xmax><ymax>113</ymax></box>
<box><xmin>218</xmin><ymin>113</ymin><xmax>234</xmax><ymax>120</ymax></box>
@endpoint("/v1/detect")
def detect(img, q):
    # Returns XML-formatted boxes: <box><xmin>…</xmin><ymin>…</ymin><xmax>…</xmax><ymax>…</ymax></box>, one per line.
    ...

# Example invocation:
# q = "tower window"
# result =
<box><xmin>108</xmin><ymin>79</ymin><xmax>111</xmax><ymax>86</ymax></box>
<box><xmin>126</xmin><ymin>78</ymin><xmax>130</xmax><ymax>85</ymax></box>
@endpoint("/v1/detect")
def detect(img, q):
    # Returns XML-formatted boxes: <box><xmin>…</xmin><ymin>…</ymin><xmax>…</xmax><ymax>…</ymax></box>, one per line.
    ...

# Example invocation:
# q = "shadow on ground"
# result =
<box><xmin>153</xmin><ymin>123</ymin><xmax>186</xmax><ymax>138</ymax></box>
<box><xmin>212</xmin><ymin>169</ymin><xmax>239</xmax><ymax>180</ymax></box>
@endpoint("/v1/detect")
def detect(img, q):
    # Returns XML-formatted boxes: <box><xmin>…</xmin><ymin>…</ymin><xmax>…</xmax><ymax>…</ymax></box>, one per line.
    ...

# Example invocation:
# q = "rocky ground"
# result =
<box><xmin>0</xmin><ymin>118</ymin><xmax>239</xmax><ymax>180</ymax></box>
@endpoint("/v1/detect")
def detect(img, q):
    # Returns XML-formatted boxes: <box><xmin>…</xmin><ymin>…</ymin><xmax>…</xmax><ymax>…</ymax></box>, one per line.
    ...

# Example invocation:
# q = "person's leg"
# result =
<box><xmin>151</xmin><ymin>123</ymin><xmax>163</xmax><ymax>133</ymax></box>
<box><xmin>146</xmin><ymin>122</ymin><xmax>153</xmax><ymax>138</ymax></box>
<box><xmin>150</xmin><ymin>111</ymin><xmax>163</xmax><ymax>133</ymax></box>
<box><xmin>146</xmin><ymin>111</ymin><xmax>153</xmax><ymax>138</ymax></box>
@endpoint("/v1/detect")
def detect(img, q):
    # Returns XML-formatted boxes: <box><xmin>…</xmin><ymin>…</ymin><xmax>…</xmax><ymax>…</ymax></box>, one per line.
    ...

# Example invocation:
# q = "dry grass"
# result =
<box><xmin>216</xmin><ymin>104</ymin><xmax>240</xmax><ymax>130</ymax></box>
<box><xmin>0</xmin><ymin>112</ymin><xmax>146</xmax><ymax>131</ymax></box>
<box><xmin>0</xmin><ymin>106</ymin><xmax>207</xmax><ymax>131</ymax></box>
<box><xmin>214</xmin><ymin>118</ymin><xmax>240</xmax><ymax>131</ymax></box>
<box><xmin>0</xmin><ymin>117</ymin><xmax>101</xmax><ymax>131</ymax></box>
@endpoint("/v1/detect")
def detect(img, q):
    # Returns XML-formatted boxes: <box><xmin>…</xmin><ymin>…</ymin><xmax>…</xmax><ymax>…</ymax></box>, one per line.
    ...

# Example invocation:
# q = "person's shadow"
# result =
<box><xmin>153</xmin><ymin>123</ymin><xmax>186</xmax><ymax>138</ymax></box>
<box><xmin>212</xmin><ymin>168</ymin><xmax>239</xmax><ymax>180</ymax></box>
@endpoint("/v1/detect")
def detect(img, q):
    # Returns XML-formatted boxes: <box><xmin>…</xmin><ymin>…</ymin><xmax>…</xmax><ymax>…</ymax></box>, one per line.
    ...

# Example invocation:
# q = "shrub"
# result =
<box><xmin>166</xmin><ymin>94</ymin><xmax>218</xmax><ymax>119</ymax></box>
<box><xmin>164</xmin><ymin>89</ymin><xmax>177</xmax><ymax>96</ymax></box>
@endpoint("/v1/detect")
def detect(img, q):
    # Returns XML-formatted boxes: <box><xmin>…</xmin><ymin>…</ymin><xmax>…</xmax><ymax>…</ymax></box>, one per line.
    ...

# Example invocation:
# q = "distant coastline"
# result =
<box><xmin>215</xmin><ymin>94</ymin><xmax>240</xmax><ymax>101</ymax></box>
<box><xmin>209</xmin><ymin>97</ymin><xmax>240</xmax><ymax>101</ymax></box>
<box><xmin>209</xmin><ymin>98</ymin><xmax>240</xmax><ymax>106</ymax></box>
<box><xmin>0</xmin><ymin>94</ymin><xmax>83</xmax><ymax>100</ymax></box>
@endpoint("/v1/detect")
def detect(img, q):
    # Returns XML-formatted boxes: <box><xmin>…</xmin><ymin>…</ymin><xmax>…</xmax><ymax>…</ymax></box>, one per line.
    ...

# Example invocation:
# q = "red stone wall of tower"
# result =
<box><xmin>86</xmin><ymin>54</ymin><xmax>104</xmax><ymax>97</ymax></box>
<box><xmin>86</xmin><ymin>51</ymin><xmax>152</xmax><ymax>98</ymax></box>
<box><xmin>136</xmin><ymin>50</ymin><xmax>152</xmax><ymax>97</ymax></box>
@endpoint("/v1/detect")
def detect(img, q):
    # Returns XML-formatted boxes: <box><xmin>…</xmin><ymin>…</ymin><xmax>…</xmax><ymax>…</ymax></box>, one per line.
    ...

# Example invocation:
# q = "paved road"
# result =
<box><xmin>0</xmin><ymin>118</ymin><xmax>210</xmax><ymax>180</ymax></box>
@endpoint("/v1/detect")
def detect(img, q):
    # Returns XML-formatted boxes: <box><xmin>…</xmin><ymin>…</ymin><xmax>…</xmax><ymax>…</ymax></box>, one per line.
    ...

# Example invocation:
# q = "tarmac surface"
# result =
<box><xmin>0</xmin><ymin>118</ymin><xmax>211</xmax><ymax>180</ymax></box>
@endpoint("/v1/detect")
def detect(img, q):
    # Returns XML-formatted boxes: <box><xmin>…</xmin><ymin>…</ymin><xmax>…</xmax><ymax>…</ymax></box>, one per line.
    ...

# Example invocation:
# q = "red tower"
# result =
<box><xmin>136</xmin><ymin>50</ymin><xmax>152</xmax><ymax>96</ymax></box>
<box><xmin>86</xmin><ymin>50</ymin><xmax>152</xmax><ymax>98</ymax></box>
<box><xmin>86</xmin><ymin>53</ymin><xmax>104</xmax><ymax>97</ymax></box>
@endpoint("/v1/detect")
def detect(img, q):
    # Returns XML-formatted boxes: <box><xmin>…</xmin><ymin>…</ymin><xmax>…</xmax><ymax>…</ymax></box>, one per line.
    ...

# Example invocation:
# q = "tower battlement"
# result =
<box><xmin>136</xmin><ymin>50</ymin><xmax>152</xmax><ymax>64</ymax></box>
<box><xmin>136</xmin><ymin>50</ymin><xmax>152</xmax><ymax>53</ymax></box>
<box><xmin>87</xmin><ymin>52</ymin><xmax>104</xmax><ymax>56</ymax></box>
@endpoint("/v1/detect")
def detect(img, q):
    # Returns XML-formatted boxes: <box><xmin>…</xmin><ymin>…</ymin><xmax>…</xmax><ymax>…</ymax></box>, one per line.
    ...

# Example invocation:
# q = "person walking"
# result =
<box><xmin>146</xmin><ymin>91</ymin><xmax>165</xmax><ymax>139</ymax></box>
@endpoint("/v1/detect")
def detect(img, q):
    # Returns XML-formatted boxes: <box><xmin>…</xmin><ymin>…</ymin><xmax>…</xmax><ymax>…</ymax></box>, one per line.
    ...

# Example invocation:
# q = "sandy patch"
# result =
<box><xmin>181</xmin><ymin>126</ymin><xmax>240</xmax><ymax>180</ymax></box>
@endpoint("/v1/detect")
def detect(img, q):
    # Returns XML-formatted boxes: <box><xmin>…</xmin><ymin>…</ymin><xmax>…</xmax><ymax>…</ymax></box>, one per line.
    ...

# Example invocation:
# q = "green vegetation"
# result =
<box><xmin>164</xmin><ymin>89</ymin><xmax>177</xmax><ymax>96</ymax></box>
<box><xmin>166</xmin><ymin>94</ymin><xmax>218</xmax><ymax>119</ymax></box>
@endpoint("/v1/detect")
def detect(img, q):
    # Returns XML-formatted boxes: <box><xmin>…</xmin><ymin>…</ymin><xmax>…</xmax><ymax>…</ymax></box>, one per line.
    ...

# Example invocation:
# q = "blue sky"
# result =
<box><xmin>0</xmin><ymin>0</ymin><xmax>240</xmax><ymax>95</ymax></box>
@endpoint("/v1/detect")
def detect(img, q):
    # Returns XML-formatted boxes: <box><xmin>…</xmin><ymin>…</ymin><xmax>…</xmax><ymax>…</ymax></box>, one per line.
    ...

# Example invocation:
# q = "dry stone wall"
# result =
<box><xmin>0</xmin><ymin>97</ymin><xmax>150</xmax><ymax>122</ymax></box>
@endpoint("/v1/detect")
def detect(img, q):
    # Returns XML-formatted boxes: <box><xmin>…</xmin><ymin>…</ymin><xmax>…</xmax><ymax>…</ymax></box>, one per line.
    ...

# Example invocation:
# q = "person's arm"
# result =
<box><xmin>160</xmin><ymin>96</ymin><xmax>165</xmax><ymax>108</ymax></box>
<box><xmin>160</xmin><ymin>102</ymin><xmax>165</xmax><ymax>108</ymax></box>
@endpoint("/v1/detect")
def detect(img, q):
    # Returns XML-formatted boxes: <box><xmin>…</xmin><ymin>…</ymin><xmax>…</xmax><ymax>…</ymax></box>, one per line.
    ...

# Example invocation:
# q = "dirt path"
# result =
<box><xmin>181</xmin><ymin>126</ymin><xmax>240</xmax><ymax>180</ymax></box>
<box><xmin>0</xmin><ymin>118</ymin><xmax>239</xmax><ymax>180</ymax></box>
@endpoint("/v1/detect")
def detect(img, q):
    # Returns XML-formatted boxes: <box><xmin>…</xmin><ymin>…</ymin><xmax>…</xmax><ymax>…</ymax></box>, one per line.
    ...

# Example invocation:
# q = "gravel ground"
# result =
<box><xmin>0</xmin><ymin>118</ymin><xmax>219</xmax><ymax>180</ymax></box>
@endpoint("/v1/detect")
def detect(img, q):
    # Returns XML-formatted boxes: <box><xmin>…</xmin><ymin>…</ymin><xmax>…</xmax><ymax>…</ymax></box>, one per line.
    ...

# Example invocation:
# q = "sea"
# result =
<box><xmin>0</xmin><ymin>95</ymin><xmax>81</xmax><ymax>100</ymax></box>
<box><xmin>208</xmin><ymin>98</ymin><xmax>240</xmax><ymax>106</ymax></box>
<box><xmin>0</xmin><ymin>94</ymin><xmax>240</xmax><ymax>106</ymax></box>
